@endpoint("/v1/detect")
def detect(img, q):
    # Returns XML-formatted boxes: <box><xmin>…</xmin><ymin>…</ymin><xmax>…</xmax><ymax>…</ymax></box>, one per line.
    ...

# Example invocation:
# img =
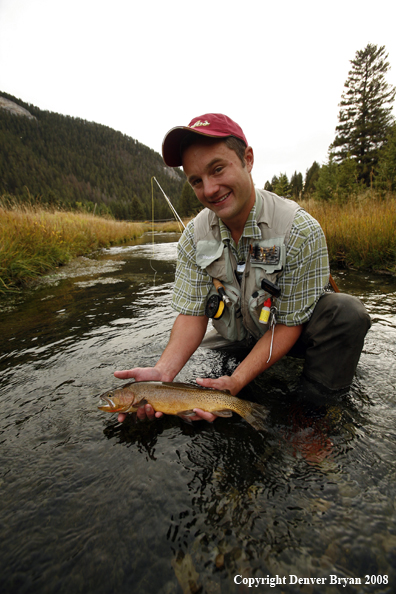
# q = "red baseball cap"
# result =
<box><xmin>162</xmin><ymin>113</ymin><xmax>248</xmax><ymax>167</ymax></box>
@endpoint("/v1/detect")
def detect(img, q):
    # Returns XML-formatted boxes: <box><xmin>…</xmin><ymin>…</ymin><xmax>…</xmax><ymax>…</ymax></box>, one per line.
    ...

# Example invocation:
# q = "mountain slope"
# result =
<box><xmin>0</xmin><ymin>92</ymin><xmax>185</xmax><ymax>220</ymax></box>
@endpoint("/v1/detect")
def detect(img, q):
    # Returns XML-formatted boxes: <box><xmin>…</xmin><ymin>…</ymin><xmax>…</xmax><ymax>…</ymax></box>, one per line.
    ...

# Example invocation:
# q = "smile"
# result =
<box><xmin>212</xmin><ymin>191</ymin><xmax>231</xmax><ymax>205</ymax></box>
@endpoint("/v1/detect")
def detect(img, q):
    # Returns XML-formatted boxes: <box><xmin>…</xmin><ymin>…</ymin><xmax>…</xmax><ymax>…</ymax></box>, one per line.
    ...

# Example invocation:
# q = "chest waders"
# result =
<box><xmin>194</xmin><ymin>188</ymin><xmax>300</xmax><ymax>343</ymax></box>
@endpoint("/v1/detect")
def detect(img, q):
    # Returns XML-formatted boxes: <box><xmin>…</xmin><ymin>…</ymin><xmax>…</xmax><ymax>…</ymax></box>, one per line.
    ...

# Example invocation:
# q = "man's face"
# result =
<box><xmin>182</xmin><ymin>139</ymin><xmax>255</xmax><ymax>227</ymax></box>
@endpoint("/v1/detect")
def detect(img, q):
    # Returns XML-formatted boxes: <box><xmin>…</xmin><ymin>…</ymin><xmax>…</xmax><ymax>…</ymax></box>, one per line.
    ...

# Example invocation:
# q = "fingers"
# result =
<box><xmin>136</xmin><ymin>404</ymin><xmax>163</xmax><ymax>421</ymax></box>
<box><xmin>117</xmin><ymin>406</ymin><xmax>163</xmax><ymax>423</ymax></box>
<box><xmin>196</xmin><ymin>375</ymin><xmax>240</xmax><ymax>396</ymax></box>
<box><xmin>114</xmin><ymin>370</ymin><xmax>132</xmax><ymax>379</ymax></box>
<box><xmin>192</xmin><ymin>408</ymin><xmax>217</xmax><ymax>423</ymax></box>
<box><xmin>118</xmin><ymin>406</ymin><xmax>211</xmax><ymax>425</ymax></box>
<box><xmin>113</xmin><ymin>368</ymin><xmax>163</xmax><ymax>382</ymax></box>
<box><xmin>196</xmin><ymin>377</ymin><xmax>217</xmax><ymax>388</ymax></box>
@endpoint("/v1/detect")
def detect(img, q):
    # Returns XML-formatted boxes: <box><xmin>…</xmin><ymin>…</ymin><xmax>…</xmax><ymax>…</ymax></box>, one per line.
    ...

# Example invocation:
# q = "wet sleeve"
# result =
<box><xmin>171</xmin><ymin>220</ymin><xmax>213</xmax><ymax>316</ymax></box>
<box><xmin>276</xmin><ymin>210</ymin><xmax>330</xmax><ymax>326</ymax></box>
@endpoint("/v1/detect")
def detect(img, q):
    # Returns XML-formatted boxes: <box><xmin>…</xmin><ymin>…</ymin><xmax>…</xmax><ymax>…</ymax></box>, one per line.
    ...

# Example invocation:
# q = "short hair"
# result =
<box><xmin>180</xmin><ymin>133</ymin><xmax>247</xmax><ymax>167</ymax></box>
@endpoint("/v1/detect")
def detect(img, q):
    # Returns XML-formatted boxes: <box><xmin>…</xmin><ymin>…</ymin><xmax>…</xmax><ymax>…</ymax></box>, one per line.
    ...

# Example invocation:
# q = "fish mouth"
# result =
<box><xmin>98</xmin><ymin>396</ymin><xmax>116</xmax><ymax>410</ymax></box>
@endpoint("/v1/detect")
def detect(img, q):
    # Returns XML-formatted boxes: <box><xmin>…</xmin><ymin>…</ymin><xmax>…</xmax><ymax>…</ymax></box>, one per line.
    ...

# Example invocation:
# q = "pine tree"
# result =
<box><xmin>264</xmin><ymin>180</ymin><xmax>273</xmax><ymax>192</ymax></box>
<box><xmin>290</xmin><ymin>171</ymin><xmax>303</xmax><ymax>200</ymax></box>
<box><xmin>375</xmin><ymin>123</ymin><xmax>396</xmax><ymax>192</ymax></box>
<box><xmin>179</xmin><ymin>181</ymin><xmax>201</xmax><ymax>217</ymax></box>
<box><xmin>272</xmin><ymin>173</ymin><xmax>291</xmax><ymax>197</ymax></box>
<box><xmin>315</xmin><ymin>154</ymin><xmax>359</xmax><ymax>202</ymax></box>
<box><xmin>331</xmin><ymin>43</ymin><xmax>396</xmax><ymax>185</ymax></box>
<box><xmin>131</xmin><ymin>196</ymin><xmax>146</xmax><ymax>220</ymax></box>
<box><xmin>303</xmin><ymin>162</ymin><xmax>320</xmax><ymax>197</ymax></box>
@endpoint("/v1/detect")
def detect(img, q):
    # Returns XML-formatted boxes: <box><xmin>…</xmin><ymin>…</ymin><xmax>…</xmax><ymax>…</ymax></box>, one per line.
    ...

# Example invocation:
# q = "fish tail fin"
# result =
<box><xmin>242</xmin><ymin>403</ymin><xmax>268</xmax><ymax>431</ymax></box>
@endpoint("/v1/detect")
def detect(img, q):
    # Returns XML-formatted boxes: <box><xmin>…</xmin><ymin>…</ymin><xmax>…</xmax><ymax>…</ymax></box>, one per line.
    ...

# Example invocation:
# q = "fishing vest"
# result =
<box><xmin>193</xmin><ymin>188</ymin><xmax>300</xmax><ymax>342</ymax></box>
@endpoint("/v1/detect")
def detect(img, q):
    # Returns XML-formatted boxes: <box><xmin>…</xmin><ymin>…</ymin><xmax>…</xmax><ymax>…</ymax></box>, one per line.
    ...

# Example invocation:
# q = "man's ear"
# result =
<box><xmin>244</xmin><ymin>146</ymin><xmax>254</xmax><ymax>172</ymax></box>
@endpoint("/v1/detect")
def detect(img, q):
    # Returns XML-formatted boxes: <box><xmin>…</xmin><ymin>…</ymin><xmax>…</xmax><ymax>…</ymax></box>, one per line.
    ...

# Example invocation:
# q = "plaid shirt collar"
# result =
<box><xmin>218</xmin><ymin>193</ymin><xmax>263</xmax><ymax>244</ymax></box>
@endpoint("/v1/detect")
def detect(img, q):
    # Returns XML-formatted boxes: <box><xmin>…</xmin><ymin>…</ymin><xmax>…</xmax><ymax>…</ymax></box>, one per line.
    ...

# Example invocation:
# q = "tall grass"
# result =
<box><xmin>1</xmin><ymin>196</ymin><xmax>395</xmax><ymax>294</ymax></box>
<box><xmin>0</xmin><ymin>201</ymin><xmax>149</xmax><ymax>292</ymax></box>
<box><xmin>300</xmin><ymin>196</ymin><xmax>396</xmax><ymax>272</ymax></box>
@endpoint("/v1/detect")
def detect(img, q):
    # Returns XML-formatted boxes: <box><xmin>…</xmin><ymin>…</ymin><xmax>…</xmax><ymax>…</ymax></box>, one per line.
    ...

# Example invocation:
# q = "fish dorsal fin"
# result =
<box><xmin>161</xmin><ymin>381</ymin><xmax>231</xmax><ymax>394</ymax></box>
<box><xmin>161</xmin><ymin>381</ymin><xmax>197</xmax><ymax>390</ymax></box>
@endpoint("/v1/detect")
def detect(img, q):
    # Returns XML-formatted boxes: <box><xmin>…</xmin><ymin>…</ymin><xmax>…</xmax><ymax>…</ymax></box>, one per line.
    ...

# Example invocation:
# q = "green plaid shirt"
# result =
<box><xmin>172</xmin><ymin>202</ymin><xmax>329</xmax><ymax>326</ymax></box>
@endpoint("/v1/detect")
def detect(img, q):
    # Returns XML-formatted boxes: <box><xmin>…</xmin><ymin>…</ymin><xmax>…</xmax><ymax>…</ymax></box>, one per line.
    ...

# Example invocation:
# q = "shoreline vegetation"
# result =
<box><xmin>0</xmin><ymin>199</ymin><xmax>185</xmax><ymax>294</ymax></box>
<box><xmin>1</xmin><ymin>194</ymin><xmax>395</xmax><ymax>294</ymax></box>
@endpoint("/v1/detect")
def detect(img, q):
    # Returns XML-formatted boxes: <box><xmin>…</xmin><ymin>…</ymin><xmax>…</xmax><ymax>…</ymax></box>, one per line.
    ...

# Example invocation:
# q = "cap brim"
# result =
<box><xmin>162</xmin><ymin>126</ymin><xmax>230</xmax><ymax>167</ymax></box>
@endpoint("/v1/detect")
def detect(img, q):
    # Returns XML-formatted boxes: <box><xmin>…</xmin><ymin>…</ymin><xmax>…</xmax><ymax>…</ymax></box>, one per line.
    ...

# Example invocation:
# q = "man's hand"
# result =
<box><xmin>196</xmin><ymin>375</ymin><xmax>241</xmax><ymax>396</ymax></box>
<box><xmin>186</xmin><ymin>376</ymin><xmax>242</xmax><ymax>423</ymax></box>
<box><xmin>113</xmin><ymin>368</ymin><xmax>166</xmax><ymax>423</ymax></box>
<box><xmin>114</xmin><ymin>367</ymin><xmax>164</xmax><ymax>382</ymax></box>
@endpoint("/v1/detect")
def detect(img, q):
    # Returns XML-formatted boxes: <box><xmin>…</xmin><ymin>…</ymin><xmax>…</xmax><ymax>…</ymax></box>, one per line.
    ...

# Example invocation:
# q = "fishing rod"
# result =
<box><xmin>152</xmin><ymin>176</ymin><xmax>185</xmax><ymax>230</ymax></box>
<box><xmin>149</xmin><ymin>176</ymin><xmax>186</xmax><ymax>284</ymax></box>
<box><xmin>151</xmin><ymin>177</ymin><xmax>232</xmax><ymax>310</ymax></box>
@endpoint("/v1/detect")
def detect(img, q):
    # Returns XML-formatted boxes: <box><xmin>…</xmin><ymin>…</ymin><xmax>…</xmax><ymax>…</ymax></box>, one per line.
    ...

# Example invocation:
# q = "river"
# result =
<box><xmin>0</xmin><ymin>233</ymin><xmax>396</xmax><ymax>594</ymax></box>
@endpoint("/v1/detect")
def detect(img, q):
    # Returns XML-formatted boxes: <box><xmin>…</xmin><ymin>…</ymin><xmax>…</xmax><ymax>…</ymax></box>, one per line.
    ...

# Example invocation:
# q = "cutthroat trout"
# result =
<box><xmin>98</xmin><ymin>381</ymin><xmax>268</xmax><ymax>431</ymax></box>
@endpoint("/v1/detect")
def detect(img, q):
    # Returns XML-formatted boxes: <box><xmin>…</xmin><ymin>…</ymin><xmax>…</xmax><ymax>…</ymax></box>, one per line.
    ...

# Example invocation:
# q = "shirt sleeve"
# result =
<box><xmin>171</xmin><ymin>219</ymin><xmax>213</xmax><ymax>315</ymax></box>
<box><xmin>276</xmin><ymin>209</ymin><xmax>330</xmax><ymax>326</ymax></box>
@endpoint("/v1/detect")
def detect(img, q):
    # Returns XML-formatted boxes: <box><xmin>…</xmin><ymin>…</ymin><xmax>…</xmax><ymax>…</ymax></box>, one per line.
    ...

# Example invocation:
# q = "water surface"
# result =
<box><xmin>1</xmin><ymin>234</ymin><xmax>395</xmax><ymax>594</ymax></box>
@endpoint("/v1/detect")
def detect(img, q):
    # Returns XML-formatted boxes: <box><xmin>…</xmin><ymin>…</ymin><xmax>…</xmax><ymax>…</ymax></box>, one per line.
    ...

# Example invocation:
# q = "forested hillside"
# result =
<box><xmin>0</xmin><ymin>92</ymin><xmax>185</xmax><ymax>220</ymax></box>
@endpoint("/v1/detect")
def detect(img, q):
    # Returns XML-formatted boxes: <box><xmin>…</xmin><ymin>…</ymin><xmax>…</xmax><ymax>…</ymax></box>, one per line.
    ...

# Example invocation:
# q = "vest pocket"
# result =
<box><xmin>250</xmin><ymin>239</ymin><xmax>286</xmax><ymax>287</ymax></box>
<box><xmin>247</xmin><ymin>290</ymin><xmax>271</xmax><ymax>337</ymax></box>
<box><xmin>210</xmin><ymin>286</ymin><xmax>247</xmax><ymax>342</ymax></box>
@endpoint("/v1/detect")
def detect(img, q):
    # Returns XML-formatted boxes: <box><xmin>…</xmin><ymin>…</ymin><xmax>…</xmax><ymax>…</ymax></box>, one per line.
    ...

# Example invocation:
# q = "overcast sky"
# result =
<box><xmin>1</xmin><ymin>0</ymin><xmax>395</xmax><ymax>189</ymax></box>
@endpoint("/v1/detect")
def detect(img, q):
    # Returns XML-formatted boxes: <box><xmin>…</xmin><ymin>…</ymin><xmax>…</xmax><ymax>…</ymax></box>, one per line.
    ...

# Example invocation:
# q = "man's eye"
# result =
<box><xmin>214</xmin><ymin>166</ymin><xmax>223</xmax><ymax>174</ymax></box>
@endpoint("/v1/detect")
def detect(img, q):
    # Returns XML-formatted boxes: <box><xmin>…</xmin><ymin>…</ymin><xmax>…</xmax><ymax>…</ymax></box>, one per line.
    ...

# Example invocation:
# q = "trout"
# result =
<box><xmin>98</xmin><ymin>381</ymin><xmax>268</xmax><ymax>431</ymax></box>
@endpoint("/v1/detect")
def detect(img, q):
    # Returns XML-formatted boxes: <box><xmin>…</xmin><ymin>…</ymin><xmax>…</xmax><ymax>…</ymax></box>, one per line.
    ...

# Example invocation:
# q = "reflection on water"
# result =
<box><xmin>0</xmin><ymin>234</ymin><xmax>396</xmax><ymax>594</ymax></box>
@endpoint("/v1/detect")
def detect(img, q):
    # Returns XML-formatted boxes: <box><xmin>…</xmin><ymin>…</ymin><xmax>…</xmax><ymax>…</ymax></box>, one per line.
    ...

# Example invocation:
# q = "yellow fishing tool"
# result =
<box><xmin>204</xmin><ymin>279</ymin><xmax>231</xmax><ymax>319</ymax></box>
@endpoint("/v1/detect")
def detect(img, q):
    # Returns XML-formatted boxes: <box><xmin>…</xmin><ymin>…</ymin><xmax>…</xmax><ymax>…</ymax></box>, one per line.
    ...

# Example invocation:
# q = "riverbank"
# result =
<box><xmin>0</xmin><ymin>202</ymin><xmax>184</xmax><ymax>293</ymax></box>
<box><xmin>301</xmin><ymin>196</ymin><xmax>396</xmax><ymax>274</ymax></box>
<box><xmin>1</xmin><ymin>196</ymin><xmax>395</xmax><ymax>293</ymax></box>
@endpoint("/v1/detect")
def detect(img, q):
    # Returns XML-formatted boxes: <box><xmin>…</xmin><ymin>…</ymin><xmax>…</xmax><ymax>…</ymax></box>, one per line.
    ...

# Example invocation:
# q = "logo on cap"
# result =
<box><xmin>189</xmin><ymin>120</ymin><xmax>210</xmax><ymax>129</ymax></box>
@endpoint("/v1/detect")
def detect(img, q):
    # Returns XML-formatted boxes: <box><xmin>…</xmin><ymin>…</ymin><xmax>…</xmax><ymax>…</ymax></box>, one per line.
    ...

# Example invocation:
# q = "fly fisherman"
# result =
<box><xmin>115</xmin><ymin>114</ymin><xmax>371</xmax><ymax>423</ymax></box>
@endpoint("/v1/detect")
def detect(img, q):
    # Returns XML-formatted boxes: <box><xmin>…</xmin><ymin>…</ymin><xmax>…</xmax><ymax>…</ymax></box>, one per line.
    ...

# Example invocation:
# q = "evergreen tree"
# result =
<box><xmin>331</xmin><ymin>43</ymin><xmax>396</xmax><ymax>185</ymax></box>
<box><xmin>264</xmin><ymin>180</ymin><xmax>273</xmax><ymax>191</ymax></box>
<box><xmin>272</xmin><ymin>173</ymin><xmax>291</xmax><ymax>197</ymax></box>
<box><xmin>303</xmin><ymin>161</ymin><xmax>320</xmax><ymax>197</ymax></box>
<box><xmin>315</xmin><ymin>154</ymin><xmax>359</xmax><ymax>202</ymax></box>
<box><xmin>179</xmin><ymin>181</ymin><xmax>201</xmax><ymax>217</ymax></box>
<box><xmin>290</xmin><ymin>171</ymin><xmax>303</xmax><ymax>200</ymax></box>
<box><xmin>271</xmin><ymin>175</ymin><xmax>279</xmax><ymax>190</ymax></box>
<box><xmin>375</xmin><ymin>123</ymin><xmax>396</xmax><ymax>192</ymax></box>
<box><xmin>131</xmin><ymin>196</ymin><xmax>146</xmax><ymax>220</ymax></box>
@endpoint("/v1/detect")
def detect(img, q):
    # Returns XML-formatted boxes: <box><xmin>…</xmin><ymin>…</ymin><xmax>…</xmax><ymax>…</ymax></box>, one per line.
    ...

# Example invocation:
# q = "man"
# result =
<box><xmin>115</xmin><ymin>113</ymin><xmax>371</xmax><ymax>423</ymax></box>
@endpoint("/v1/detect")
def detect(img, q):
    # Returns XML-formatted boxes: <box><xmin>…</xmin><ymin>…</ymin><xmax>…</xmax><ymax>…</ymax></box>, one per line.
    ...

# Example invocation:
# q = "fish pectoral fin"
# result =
<box><xmin>211</xmin><ymin>409</ymin><xmax>233</xmax><ymax>418</ymax></box>
<box><xmin>134</xmin><ymin>399</ymin><xmax>148</xmax><ymax>408</ymax></box>
<box><xmin>126</xmin><ymin>405</ymin><xmax>138</xmax><ymax>413</ymax></box>
<box><xmin>177</xmin><ymin>409</ymin><xmax>196</xmax><ymax>418</ymax></box>
<box><xmin>177</xmin><ymin>410</ymin><xmax>196</xmax><ymax>424</ymax></box>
